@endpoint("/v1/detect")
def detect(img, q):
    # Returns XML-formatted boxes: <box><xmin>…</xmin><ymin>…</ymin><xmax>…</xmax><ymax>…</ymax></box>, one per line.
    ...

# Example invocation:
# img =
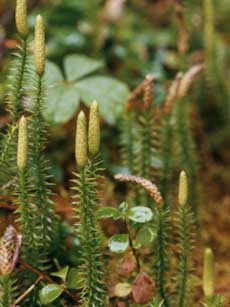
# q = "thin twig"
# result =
<box><xmin>14</xmin><ymin>276</ymin><xmax>42</xmax><ymax>306</ymax></box>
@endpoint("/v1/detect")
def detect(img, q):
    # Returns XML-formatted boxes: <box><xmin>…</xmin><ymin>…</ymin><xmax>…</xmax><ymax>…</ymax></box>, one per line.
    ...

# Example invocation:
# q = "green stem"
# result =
<box><xmin>11</xmin><ymin>37</ymin><xmax>28</xmax><ymax>122</ymax></box>
<box><xmin>155</xmin><ymin>207</ymin><xmax>170</xmax><ymax>307</ymax></box>
<box><xmin>30</xmin><ymin>74</ymin><xmax>53</xmax><ymax>256</ymax></box>
<box><xmin>77</xmin><ymin>164</ymin><xmax>106</xmax><ymax>307</ymax></box>
<box><xmin>160</xmin><ymin>117</ymin><xmax>173</xmax><ymax>210</ymax></box>
<box><xmin>16</xmin><ymin>170</ymin><xmax>39</xmax><ymax>266</ymax></box>
<box><xmin>175</xmin><ymin>99</ymin><xmax>199</xmax><ymax>223</ymax></box>
<box><xmin>126</xmin><ymin>219</ymin><xmax>140</xmax><ymax>272</ymax></box>
<box><xmin>137</xmin><ymin>111</ymin><xmax>153</xmax><ymax>207</ymax></box>
<box><xmin>177</xmin><ymin>206</ymin><xmax>190</xmax><ymax>307</ymax></box>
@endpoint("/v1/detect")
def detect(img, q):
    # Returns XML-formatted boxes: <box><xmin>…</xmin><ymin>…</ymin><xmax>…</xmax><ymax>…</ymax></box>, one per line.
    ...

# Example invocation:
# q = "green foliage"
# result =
<box><xmin>29</xmin><ymin>73</ymin><xmax>54</xmax><ymax>263</ymax></box>
<box><xmin>98</xmin><ymin>202</ymin><xmax>155</xmax><ymax>254</ymax></box>
<box><xmin>174</xmin><ymin>99</ymin><xmax>199</xmax><ymax>222</ymax></box>
<box><xmin>176</xmin><ymin>205</ymin><xmax>195</xmax><ymax>307</ymax></box>
<box><xmin>109</xmin><ymin>234</ymin><xmax>129</xmax><ymax>254</ymax></box>
<box><xmin>15</xmin><ymin>170</ymin><xmax>41</xmax><ymax>267</ymax></box>
<box><xmin>0</xmin><ymin>38</ymin><xmax>30</xmax><ymax>187</ymax></box>
<box><xmin>39</xmin><ymin>284</ymin><xmax>64</xmax><ymax>305</ymax></box>
<box><xmin>0</xmin><ymin>275</ymin><xmax>14</xmax><ymax>307</ymax></box>
<box><xmin>44</xmin><ymin>55</ymin><xmax>130</xmax><ymax>125</ymax></box>
<box><xmin>153</xmin><ymin>206</ymin><xmax>171</xmax><ymax>307</ymax></box>
<box><xmin>72</xmin><ymin>157</ymin><xmax>106</xmax><ymax>306</ymax></box>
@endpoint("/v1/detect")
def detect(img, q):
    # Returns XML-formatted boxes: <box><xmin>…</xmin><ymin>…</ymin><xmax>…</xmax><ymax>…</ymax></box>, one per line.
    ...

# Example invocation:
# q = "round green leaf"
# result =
<box><xmin>97</xmin><ymin>207</ymin><xmax>121</xmax><ymax>220</ymax></box>
<box><xmin>127</xmin><ymin>207</ymin><xmax>153</xmax><ymax>223</ymax></box>
<box><xmin>44</xmin><ymin>84</ymin><xmax>80</xmax><ymax>124</ymax></box>
<box><xmin>108</xmin><ymin>234</ymin><xmax>129</xmax><ymax>253</ymax></box>
<box><xmin>45</xmin><ymin>61</ymin><xmax>63</xmax><ymax>86</ymax></box>
<box><xmin>77</xmin><ymin>76</ymin><xmax>130</xmax><ymax>124</ymax></box>
<box><xmin>39</xmin><ymin>284</ymin><xmax>64</xmax><ymax>305</ymax></box>
<box><xmin>64</xmin><ymin>54</ymin><xmax>104</xmax><ymax>82</ymax></box>
<box><xmin>136</xmin><ymin>226</ymin><xmax>156</xmax><ymax>247</ymax></box>
<box><xmin>66</xmin><ymin>268</ymin><xmax>82</xmax><ymax>289</ymax></box>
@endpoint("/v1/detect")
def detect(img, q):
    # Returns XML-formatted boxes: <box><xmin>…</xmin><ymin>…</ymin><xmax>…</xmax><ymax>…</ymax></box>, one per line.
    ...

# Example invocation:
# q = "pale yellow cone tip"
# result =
<box><xmin>203</xmin><ymin>248</ymin><xmax>215</xmax><ymax>298</ymax></box>
<box><xmin>178</xmin><ymin>170</ymin><xmax>188</xmax><ymax>206</ymax></box>
<box><xmin>17</xmin><ymin>116</ymin><xmax>28</xmax><ymax>171</ymax></box>
<box><xmin>88</xmin><ymin>100</ymin><xmax>100</xmax><ymax>156</ymax></box>
<box><xmin>75</xmin><ymin>111</ymin><xmax>88</xmax><ymax>168</ymax></box>
<box><xmin>16</xmin><ymin>0</ymin><xmax>28</xmax><ymax>37</ymax></box>
<box><xmin>34</xmin><ymin>14</ymin><xmax>46</xmax><ymax>75</ymax></box>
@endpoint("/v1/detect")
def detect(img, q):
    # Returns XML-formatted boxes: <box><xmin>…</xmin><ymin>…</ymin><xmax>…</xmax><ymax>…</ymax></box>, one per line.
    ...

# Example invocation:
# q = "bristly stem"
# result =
<box><xmin>73</xmin><ymin>164</ymin><xmax>106</xmax><ymax>307</ymax></box>
<box><xmin>15</xmin><ymin>170</ymin><xmax>39</xmax><ymax>267</ymax></box>
<box><xmin>11</xmin><ymin>37</ymin><xmax>28</xmax><ymax>122</ymax></box>
<box><xmin>177</xmin><ymin>206</ymin><xmax>194</xmax><ymax>307</ymax></box>
<box><xmin>154</xmin><ymin>206</ymin><xmax>170</xmax><ymax>307</ymax></box>
<box><xmin>0</xmin><ymin>275</ymin><xmax>12</xmax><ymax>307</ymax></box>
<box><xmin>0</xmin><ymin>37</ymin><xmax>29</xmax><ymax>185</ymax></box>
<box><xmin>175</xmin><ymin>98</ymin><xmax>199</xmax><ymax>223</ymax></box>
<box><xmin>29</xmin><ymin>74</ymin><xmax>54</xmax><ymax>261</ymax></box>
<box><xmin>160</xmin><ymin>117</ymin><xmax>173</xmax><ymax>210</ymax></box>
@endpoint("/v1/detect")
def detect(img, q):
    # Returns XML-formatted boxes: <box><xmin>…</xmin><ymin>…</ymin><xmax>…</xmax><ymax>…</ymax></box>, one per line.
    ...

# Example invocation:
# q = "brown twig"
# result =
<box><xmin>14</xmin><ymin>276</ymin><xmax>42</xmax><ymax>306</ymax></box>
<box><xmin>19</xmin><ymin>261</ymin><xmax>79</xmax><ymax>303</ymax></box>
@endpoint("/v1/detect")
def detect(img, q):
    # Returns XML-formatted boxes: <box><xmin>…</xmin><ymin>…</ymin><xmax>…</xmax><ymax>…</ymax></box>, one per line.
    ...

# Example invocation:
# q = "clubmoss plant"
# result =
<box><xmin>174</xmin><ymin>64</ymin><xmax>204</xmax><ymax>223</ymax></box>
<box><xmin>73</xmin><ymin>107</ymin><xmax>106</xmax><ymax>307</ymax></box>
<box><xmin>120</xmin><ymin>76</ymin><xmax>154</xmax><ymax>177</ymax></box>
<box><xmin>29</xmin><ymin>15</ymin><xmax>54</xmax><ymax>258</ymax></box>
<box><xmin>160</xmin><ymin>73</ymin><xmax>183</xmax><ymax>209</ymax></box>
<box><xmin>0</xmin><ymin>226</ymin><xmax>21</xmax><ymax>307</ymax></box>
<box><xmin>202</xmin><ymin>248</ymin><xmax>225</xmax><ymax>307</ymax></box>
<box><xmin>176</xmin><ymin>170</ymin><xmax>195</xmax><ymax>307</ymax></box>
<box><xmin>0</xmin><ymin>0</ymin><xmax>30</xmax><ymax>186</ymax></box>
<box><xmin>15</xmin><ymin>116</ymin><xmax>40</xmax><ymax>268</ymax></box>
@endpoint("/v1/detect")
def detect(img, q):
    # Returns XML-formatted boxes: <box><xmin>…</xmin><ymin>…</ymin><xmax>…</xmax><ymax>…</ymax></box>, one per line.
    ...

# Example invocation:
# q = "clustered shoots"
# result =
<box><xmin>0</xmin><ymin>1</ymin><xmax>226</xmax><ymax>306</ymax></box>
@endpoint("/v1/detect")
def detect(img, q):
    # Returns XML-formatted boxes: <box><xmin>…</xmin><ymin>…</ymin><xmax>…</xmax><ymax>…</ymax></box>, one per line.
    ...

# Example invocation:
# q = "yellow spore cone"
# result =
<box><xmin>16</xmin><ymin>0</ymin><xmax>28</xmax><ymax>37</ymax></box>
<box><xmin>34</xmin><ymin>15</ymin><xmax>46</xmax><ymax>75</ymax></box>
<box><xmin>75</xmin><ymin>111</ymin><xmax>88</xmax><ymax>168</ymax></box>
<box><xmin>88</xmin><ymin>100</ymin><xmax>100</xmax><ymax>156</ymax></box>
<box><xmin>178</xmin><ymin>170</ymin><xmax>188</xmax><ymax>206</ymax></box>
<box><xmin>17</xmin><ymin>116</ymin><xmax>28</xmax><ymax>171</ymax></box>
<box><xmin>203</xmin><ymin>248</ymin><xmax>215</xmax><ymax>298</ymax></box>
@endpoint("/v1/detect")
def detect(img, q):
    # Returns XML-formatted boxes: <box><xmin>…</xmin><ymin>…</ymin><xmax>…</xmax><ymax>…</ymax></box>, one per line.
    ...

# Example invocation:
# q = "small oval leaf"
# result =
<box><xmin>97</xmin><ymin>207</ymin><xmax>121</xmax><ymax>220</ymax></box>
<box><xmin>39</xmin><ymin>284</ymin><xmax>64</xmax><ymax>305</ymax></box>
<box><xmin>127</xmin><ymin>207</ymin><xmax>153</xmax><ymax>223</ymax></box>
<box><xmin>108</xmin><ymin>234</ymin><xmax>129</xmax><ymax>254</ymax></box>
<box><xmin>136</xmin><ymin>226</ymin><xmax>156</xmax><ymax>247</ymax></box>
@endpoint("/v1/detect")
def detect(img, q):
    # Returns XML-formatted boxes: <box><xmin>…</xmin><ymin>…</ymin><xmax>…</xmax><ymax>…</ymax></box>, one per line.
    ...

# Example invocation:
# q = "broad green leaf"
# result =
<box><xmin>127</xmin><ymin>207</ymin><xmax>153</xmax><ymax>223</ymax></box>
<box><xmin>66</xmin><ymin>268</ymin><xmax>82</xmax><ymax>289</ymax></box>
<box><xmin>64</xmin><ymin>54</ymin><xmax>104</xmax><ymax>82</ymax></box>
<box><xmin>77</xmin><ymin>76</ymin><xmax>130</xmax><ymax>124</ymax></box>
<box><xmin>136</xmin><ymin>226</ymin><xmax>156</xmax><ymax>247</ymax></box>
<box><xmin>97</xmin><ymin>207</ymin><xmax>121</xmax><ymax>220</ymax></box>
<box><xmin>108</xmin><ymin>234</ymin><xmax>129</xmax><ymax>253</ymax></box>
<box><xmin>51</xmin><ymin>266</ymin><xmax>69</xmax><ymax>282</ymax></box>
<box><xmin>45</xmin><ymin>61</ymin><xmax>63</xmax><ymax>86</ymax></box>
<box><xmin>44</xmin><ymin>84</ymin><xmax>80</xmax><ymax>124</ymax></box>
<box><xmin>39</xmin><ymin>284</ymin><xmax>64</xmax><ymax>305</ymax></box>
